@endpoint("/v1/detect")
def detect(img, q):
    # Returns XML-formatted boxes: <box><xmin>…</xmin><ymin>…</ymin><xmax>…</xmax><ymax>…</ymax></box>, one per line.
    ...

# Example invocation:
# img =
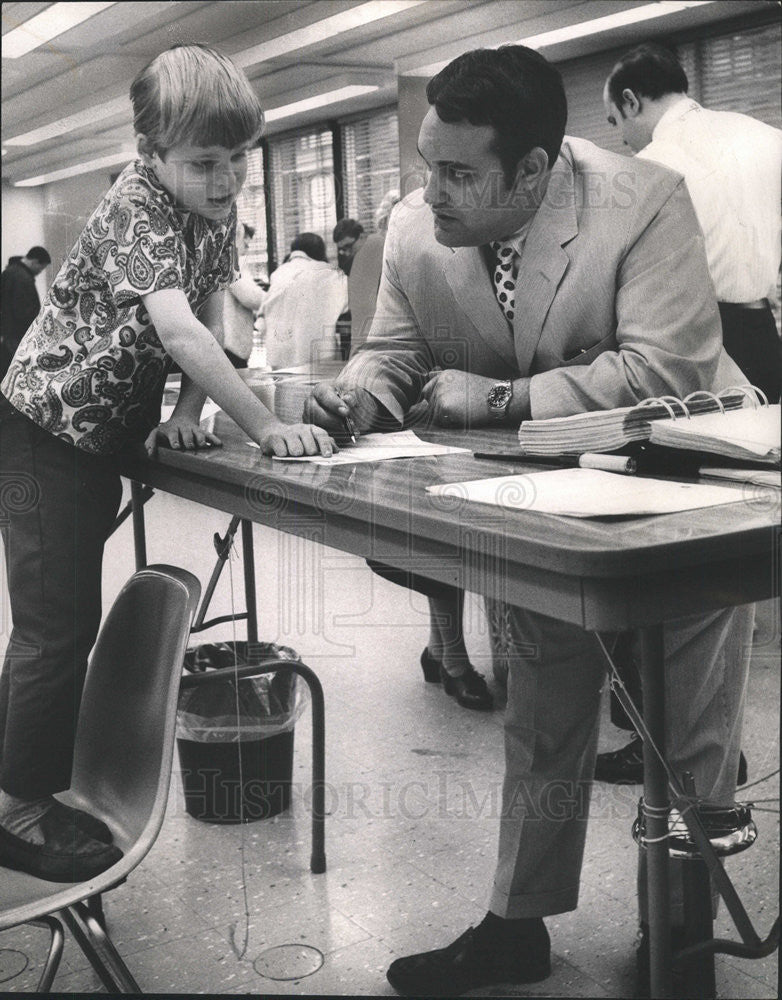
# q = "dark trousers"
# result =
<box><xmin>0</xmin><ymin>396</ymin><xmax>122</xmax><ymax>797</ymax></box>
<box><xmin>719</xmin><ymin>300</ymin><xmax>781</xmax><ymax>404</ymax></box>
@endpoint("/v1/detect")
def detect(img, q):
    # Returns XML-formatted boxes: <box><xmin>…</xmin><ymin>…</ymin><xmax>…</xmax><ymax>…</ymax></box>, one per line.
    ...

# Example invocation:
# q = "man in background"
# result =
<box><xmin>332</xmin><ymin>217</ymin><xmax>365</xmax><ymax>276</ymax></box>
<box><xmin>603</xmin><ymin>42</ymin><xmax>782</xmax><ymax>403</ymax></box>
<box><xmin>1</xmin><ymin>246</ymin><xmax>51</xmax><ymax>379</ymax></box>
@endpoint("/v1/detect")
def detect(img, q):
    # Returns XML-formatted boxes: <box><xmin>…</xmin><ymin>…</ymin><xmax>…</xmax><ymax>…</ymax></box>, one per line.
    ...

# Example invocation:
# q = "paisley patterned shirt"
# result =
<box><xmin>1</xmin><ymin>159</ymin><xmax>238</xmax><ymax>454</ymax></box>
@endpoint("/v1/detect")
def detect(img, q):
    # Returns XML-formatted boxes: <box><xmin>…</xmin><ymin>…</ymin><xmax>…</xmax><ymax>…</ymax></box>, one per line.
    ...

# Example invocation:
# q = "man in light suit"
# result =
<box><xmin>305</xmin><ymin>46</ymin><xmax>754</xmax><ymax>996</ymax></box>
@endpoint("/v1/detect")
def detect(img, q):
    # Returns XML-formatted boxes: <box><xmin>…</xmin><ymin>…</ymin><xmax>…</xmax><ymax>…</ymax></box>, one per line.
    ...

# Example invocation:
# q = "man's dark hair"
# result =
<box><xmin>426</xmin><ymin>45</ymin><xmax>567</xmax><ymax>185</ymax></box>
<box><xmin>26</xmin><ymin>246</ymin><xmax>51</xmax><ymax>265</ymax></box>
<box><xmin>290</xmin><ymin>232</ymin><xmax>327</xmax><ymax>262</ymax></box>
<box><xmin>332</xmin><ymin>218</ymin><xmax>363</xmax><ymax>243</ymax></box>
<box><xmin>606</xmin><ymin>44</ymin><xmax>688</xmax><ymax>110</ymax></box>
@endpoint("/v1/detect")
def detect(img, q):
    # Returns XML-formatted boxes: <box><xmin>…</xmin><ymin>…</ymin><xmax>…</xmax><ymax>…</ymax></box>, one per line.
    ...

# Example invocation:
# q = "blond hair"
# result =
<box><xmin>131</xmin><ymin>44</ymin><xmax>264</xmax><ymax>155</ymax></box>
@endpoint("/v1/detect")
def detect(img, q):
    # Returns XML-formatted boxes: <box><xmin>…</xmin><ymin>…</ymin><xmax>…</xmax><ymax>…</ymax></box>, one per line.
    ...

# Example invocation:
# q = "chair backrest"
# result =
<box><xmin>69</xmin><ymin>565</ymin><xmax>200</xmax><ymax>855</ymax></box>
<box><xmin>0</xmin><ymin>565</ymin><xmax>200</xmax><ymax>925</ymax></box>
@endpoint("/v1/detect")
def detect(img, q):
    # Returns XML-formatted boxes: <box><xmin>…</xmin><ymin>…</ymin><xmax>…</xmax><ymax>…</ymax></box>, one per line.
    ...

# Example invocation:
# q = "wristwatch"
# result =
<box><xmin>487</xmin><ymin>380</ymin><xmax>513</xmax><ymax>422</ymax></box>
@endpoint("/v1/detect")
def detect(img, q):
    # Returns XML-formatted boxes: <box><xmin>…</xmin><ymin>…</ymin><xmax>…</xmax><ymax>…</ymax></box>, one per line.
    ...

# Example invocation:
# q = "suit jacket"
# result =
<box><xmin>339</xmin><ymin>136</ymin><xmax>745</xmax><ymax>423</ymax></box>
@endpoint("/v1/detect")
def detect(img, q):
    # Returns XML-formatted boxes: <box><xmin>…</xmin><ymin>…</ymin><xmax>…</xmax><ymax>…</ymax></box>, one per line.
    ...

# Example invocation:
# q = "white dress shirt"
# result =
<box><xmin>637</xmin><ymin>97</ymin><xmax>782</xmax><ymax>303</ymax></box>
<box><xmin>263</xmin><ymin>251</ymin><xmax>348</xmax><ymax>370</ymax></box>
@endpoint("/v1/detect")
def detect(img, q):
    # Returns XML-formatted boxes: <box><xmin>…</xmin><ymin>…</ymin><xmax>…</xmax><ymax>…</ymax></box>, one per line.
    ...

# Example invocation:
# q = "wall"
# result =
<box><xmin>397</xmin><ymin>75</ymin><xmax>430</xmax><ymax>197</ymax></box>
<box><xmin>42</xmin><ymin>168</ymin><xmax>118</xmax><ymax>272</ymax></box>
<box><xmin>1</xmin><ymin>183</ymin><xmax>49</xmax><ymax>296</ymax></box>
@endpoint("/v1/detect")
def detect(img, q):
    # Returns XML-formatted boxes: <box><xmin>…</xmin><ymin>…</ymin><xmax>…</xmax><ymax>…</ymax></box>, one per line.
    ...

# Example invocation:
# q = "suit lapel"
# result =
<box><xmin>444</xmin><ymin>246</ymin><xmax>518</xmax><ymax>369</ymax></box>
<box><xmin>513</xmin><ymin>151</ymin><xmax>579</xmax><ymax>375</ymax></box>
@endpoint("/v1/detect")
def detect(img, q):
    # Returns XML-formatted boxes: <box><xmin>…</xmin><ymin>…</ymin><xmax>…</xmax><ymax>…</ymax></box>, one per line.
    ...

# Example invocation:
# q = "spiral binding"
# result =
<box><xmin>635</xmin><ymin>384</ymin><xmax>767</xmax><ymax>422</ymax></box>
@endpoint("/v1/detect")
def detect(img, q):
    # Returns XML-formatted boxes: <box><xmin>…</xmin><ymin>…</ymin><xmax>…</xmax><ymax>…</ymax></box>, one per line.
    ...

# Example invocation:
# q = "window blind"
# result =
<box><xmin>340</xmin><ymin>108</ymin><xmax>400</xmax><ymax>232</ymax></box>
<box><xmin>235</xmin><ymin>146</ymin><xmax>269</xmax><ymax>281</ymax></box>
<box><xmin>268</xmin><ymin>127</ymin><xmax>337</xmax><ymax>266</ymax></box>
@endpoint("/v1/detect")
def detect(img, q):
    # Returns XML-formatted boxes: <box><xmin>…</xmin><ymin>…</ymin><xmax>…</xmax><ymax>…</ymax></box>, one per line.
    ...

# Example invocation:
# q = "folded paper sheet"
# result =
<box><xmin>425</xmin><ymin>468</ymin><xmax>747</xmax><ymax>518</ymax></box>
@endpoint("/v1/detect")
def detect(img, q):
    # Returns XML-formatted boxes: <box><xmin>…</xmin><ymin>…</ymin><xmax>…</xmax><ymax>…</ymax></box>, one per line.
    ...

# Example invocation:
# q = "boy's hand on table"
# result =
<box><xmin>145</xmin><ymin>417</ymin><xmax>222</xmax><ymax>457</ymax></box>
<box><xmin>256</xmin><ymin>420</ymin><xmax>336</xmax><ymax>457</ymax></box>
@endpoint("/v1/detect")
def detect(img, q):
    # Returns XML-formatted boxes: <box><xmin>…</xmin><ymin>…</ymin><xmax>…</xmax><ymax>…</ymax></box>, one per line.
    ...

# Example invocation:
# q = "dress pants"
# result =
<box><xmin>0</xmin><ymin>396</ymin><xmax>123</xmax><ymax>798</ymax></box>
<box><xmin>485</xmin><ymin>599</ymin><xmax>754</xmax><ymax>920</ymax></box>
<box><xmin>719</xmin><ymin>300</ymin><xmax>781</xmax><ymax>404</ymax></box>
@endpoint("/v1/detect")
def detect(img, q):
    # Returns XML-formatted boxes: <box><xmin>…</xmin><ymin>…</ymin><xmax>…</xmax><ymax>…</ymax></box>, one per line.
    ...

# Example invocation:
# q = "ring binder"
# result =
<box><xmin>684</xmin><ymin>390</ymin><xmax>724</xmax><ymax>415</ymax></box>
<box><xmin>517</xmin><ymin>385</ymin><xmax>779</xmax><ymax>465</ymax></box>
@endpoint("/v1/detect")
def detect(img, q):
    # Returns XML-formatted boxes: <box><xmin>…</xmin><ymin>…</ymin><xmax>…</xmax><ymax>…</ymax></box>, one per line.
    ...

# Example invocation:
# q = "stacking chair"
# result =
<box><xmin>0</xmin><ymin>565</ymin><xmax>201</xmax><ymax>993</ymax></box>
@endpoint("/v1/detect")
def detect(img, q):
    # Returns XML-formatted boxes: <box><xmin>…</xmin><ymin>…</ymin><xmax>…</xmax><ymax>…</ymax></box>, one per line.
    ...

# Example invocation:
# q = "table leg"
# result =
<box><xmin>639</xmin><ymin>624</ymin><xmax>672</xmax><ymax>998</ymax></box>
<box><xmin>241</xmin><ymin>519</ymin><xmax>258</xmax><ymax>645</ymax></box>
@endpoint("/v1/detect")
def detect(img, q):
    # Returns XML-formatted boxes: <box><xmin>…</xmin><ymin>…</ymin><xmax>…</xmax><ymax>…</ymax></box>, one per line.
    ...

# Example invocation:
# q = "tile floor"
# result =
<box><xmin>1</xmin><ymin>483</ymin><xmax>778</xmax><ymax>996</ymax></box>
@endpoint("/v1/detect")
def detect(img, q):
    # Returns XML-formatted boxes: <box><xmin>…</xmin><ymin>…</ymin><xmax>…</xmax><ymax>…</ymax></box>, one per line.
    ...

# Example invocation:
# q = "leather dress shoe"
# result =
<box><xmin>51</xmin><ymin>800</ymin><xmax>114</xmax><ymax>844</ymax></box>
<box><xmin>440</xmin><ymin>663</ymin><xmax>493</xmax><ymax>711</ymax></box>
<box><xmin>0</xmin><ymin>809</ymin><xmax>122</xmax><ymax>883</ymax></box>
<box><xmin>595</xmin><ymin>735</ymin><xmax>748</xmax><ymax>787</ymax></box>
<box><xmin>386</xmin><ymin>923</ymin><xmax>551</xmax><ymax>996</ymax></box>
<box><xmin>420</xmin><ymin>647</ymin><xmax>442</xmax><ymax>683</ymax></box>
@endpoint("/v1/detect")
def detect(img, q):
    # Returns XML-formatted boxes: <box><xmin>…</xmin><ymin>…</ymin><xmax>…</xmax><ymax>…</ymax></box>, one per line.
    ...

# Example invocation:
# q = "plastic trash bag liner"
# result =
<box><xmin>177</xmin><ymin>641</ymin><xmax>309</xmax><ymax>743</ymax></box>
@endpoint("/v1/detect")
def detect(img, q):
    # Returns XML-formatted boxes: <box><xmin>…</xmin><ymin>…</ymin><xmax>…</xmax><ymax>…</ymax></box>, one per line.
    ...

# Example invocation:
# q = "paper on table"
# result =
<box><xmin>425</xmin><ymin>468</ymin><xmax>747</xmax><ymax>518</ymax></box>
<box><xmin>699</xmin><ymin>466</ymin><xmax>781</xmax><ymax>488</ymax></box>
<box><xmin>266</xmin><ymin>430</ymin><xmax>470</xmax><ymax>465</ymax></box>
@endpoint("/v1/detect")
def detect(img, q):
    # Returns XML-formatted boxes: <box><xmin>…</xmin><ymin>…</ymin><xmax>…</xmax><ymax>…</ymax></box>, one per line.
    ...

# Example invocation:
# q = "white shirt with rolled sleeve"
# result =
<box><xmin>636</xmin><ymin>97</ymin><xmax>782</xmax><ymax>304</ymax></box>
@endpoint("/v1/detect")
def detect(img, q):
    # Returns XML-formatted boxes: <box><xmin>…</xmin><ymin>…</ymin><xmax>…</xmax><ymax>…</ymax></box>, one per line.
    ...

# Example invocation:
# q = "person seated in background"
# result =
<box><xmin>221</xmin><ymin>223</ymin><xmax>265</xmax><ymax>368</ymax></box>
<box><xmin>348</xmin><ymin>190</ymin><xmax>401</xmax><ymax>353</ymax></box>
<box><xmin>262</xmin><ymin>232</ymin><xmax>348</xmax><ymax>370</ymax></box>
<box><xmin>333</xmin><ymin>217</ymin><xmax>365</xmax><ymax>276</ymax></box>
<box><xmin>349</xmin><ymin>189</ymin><xmax>492</xmax><ymax>712</ymax></box>
<box><xmin>305</xmin><ymin>43</ymin><xmax>754</xmax><ymax>997</ymax></box>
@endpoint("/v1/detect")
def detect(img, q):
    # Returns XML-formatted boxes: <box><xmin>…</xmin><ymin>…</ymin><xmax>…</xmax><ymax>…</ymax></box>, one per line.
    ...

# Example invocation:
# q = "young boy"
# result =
<box><xmin>0</xmin><ymin>44</ymin><xmax>334</xmax><ymax>882</ymax></box>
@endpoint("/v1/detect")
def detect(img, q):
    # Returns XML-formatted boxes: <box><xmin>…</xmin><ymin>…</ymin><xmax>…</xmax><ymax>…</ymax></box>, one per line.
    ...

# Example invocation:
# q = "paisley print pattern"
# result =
<box><xmin>1</xmin><ymin>159</ymin><xmax>238</xmax><ymax>454</ymax></box>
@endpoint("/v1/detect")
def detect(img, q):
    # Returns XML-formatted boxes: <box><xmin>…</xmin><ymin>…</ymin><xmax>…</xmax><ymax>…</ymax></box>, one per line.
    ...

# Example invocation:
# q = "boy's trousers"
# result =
<box><xmin>0</xmin><ymin>396</ymin><xmax>122</xmax><ymax>797</ymax></box>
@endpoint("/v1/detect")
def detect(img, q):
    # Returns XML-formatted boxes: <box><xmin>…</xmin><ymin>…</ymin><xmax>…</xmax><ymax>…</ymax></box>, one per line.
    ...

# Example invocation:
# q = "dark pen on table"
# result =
<box><xmin>334</xmin><ymin>388</ymin><xmax>357</xmax><ymax>444</ymax></box>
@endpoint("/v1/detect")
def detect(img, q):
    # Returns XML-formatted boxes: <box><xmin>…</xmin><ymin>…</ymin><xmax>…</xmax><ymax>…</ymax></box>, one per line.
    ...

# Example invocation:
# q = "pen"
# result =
<box><xmin>473</xmin><ymin>452</ymin><xmax>637</xmax><ymax>474</ymax></box>
<box><xmin>334</xmin><ymin>388</ymin><xmax>357</xmax><ymax>444</ymax></box>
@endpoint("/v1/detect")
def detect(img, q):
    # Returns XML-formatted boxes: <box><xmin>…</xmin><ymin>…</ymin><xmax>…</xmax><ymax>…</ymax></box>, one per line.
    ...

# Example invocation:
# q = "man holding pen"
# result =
<box><xmin>305</xmin><ymin>45</ymin><xmax>754</xmax><ymax>996</ymax></box>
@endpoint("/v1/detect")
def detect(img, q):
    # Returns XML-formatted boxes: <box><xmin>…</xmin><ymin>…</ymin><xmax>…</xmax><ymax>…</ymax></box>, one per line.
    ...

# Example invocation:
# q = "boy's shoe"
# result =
<box><xmin>0</xmin><ymin>809</ymin><xmax>122</xmax><ymax>882</ymax></box>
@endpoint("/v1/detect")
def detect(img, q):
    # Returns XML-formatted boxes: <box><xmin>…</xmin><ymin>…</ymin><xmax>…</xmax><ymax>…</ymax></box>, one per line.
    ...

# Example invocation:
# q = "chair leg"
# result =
<box><xmin>29</xmin><ymin>915</ymin><xmax>65</xmax><ymax>992</ymax></box>
<box><xmin>86</xmin><ymin>892</ymin><xmax>106</xmax><ymax>930</ymax></box>
<box><xmin>59</xmin><ymin>903</ymin><xmax>141</xmax><ymax>993</ymax></box>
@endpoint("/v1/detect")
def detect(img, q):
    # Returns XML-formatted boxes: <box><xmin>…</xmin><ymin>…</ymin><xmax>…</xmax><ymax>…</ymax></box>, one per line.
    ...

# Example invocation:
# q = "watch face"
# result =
<box><xmin>488</xmin><ymin>383</ymin><xmax>512</xmax><ymax>409</ymax></box>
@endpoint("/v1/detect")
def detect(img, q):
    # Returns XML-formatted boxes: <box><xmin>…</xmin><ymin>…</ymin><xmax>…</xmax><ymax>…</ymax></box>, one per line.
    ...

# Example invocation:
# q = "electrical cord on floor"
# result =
<box><xmin>227</xmin><ymin>546</ymin><xmax>251</xmax><ymax>962</ymax></box>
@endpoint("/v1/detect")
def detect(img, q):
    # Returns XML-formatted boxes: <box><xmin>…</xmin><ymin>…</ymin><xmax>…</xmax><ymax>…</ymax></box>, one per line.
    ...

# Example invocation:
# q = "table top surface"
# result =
<box><xmin>122</xmin><ymin>368</ymin><xmax>780</xmax><ymax>582</ymax></box>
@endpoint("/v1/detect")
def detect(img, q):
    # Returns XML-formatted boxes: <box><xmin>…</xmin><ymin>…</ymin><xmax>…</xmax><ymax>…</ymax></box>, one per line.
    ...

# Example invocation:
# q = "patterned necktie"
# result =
<box><xmin>490</xmin><ymin>240</ymin><xmax>518</xmax><ymax>324</ymax></box>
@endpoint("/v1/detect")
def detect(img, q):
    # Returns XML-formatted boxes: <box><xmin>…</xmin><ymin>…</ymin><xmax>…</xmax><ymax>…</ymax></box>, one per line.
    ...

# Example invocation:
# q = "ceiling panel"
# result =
<box><xmin>1</xmin><ymin>0</ymin><xmax>776</xmax><ymax>186</ymax></box>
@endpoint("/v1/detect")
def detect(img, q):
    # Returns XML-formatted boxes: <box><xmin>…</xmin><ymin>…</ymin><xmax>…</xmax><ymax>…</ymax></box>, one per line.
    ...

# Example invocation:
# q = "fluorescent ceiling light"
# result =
<box><xmin>520</xmin><ymin>1</ymin><xmax>716</xmax><ymax>49</ymax></box>
<box><xmin>2</xmin><ymin>2</ymin><xmax>117</xmax><ymax>59</ymax></box>
<box><xmin>265</xmin><ymin>85</ymin><xmax>379</xmax><ymax>122</ymax></box>
<box><xmin>15</xmin><ymin>148</ymin><xmax>135</xmax><ymax>187</ymax></box>
<box><xmin>233</xmin><ymin>0</ymin><xmax>426</xmax><ymax>69</ymax></box>
<box><xmin>5</xmin><ymin>95</ymin><xmax>129</xmax><ymax>147</ymax></box>
<box><xmin>405</xmin><ymin>1</ymin><xmax>717</xmax><ymax>76</ymax></box>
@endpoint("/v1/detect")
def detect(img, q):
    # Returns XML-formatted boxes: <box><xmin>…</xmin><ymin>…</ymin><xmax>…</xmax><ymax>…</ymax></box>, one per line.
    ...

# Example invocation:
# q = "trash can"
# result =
<box><xmin>176</xmin><ymin>641</ymin><xmax>309</xmax><ymax>823</ymax></box>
